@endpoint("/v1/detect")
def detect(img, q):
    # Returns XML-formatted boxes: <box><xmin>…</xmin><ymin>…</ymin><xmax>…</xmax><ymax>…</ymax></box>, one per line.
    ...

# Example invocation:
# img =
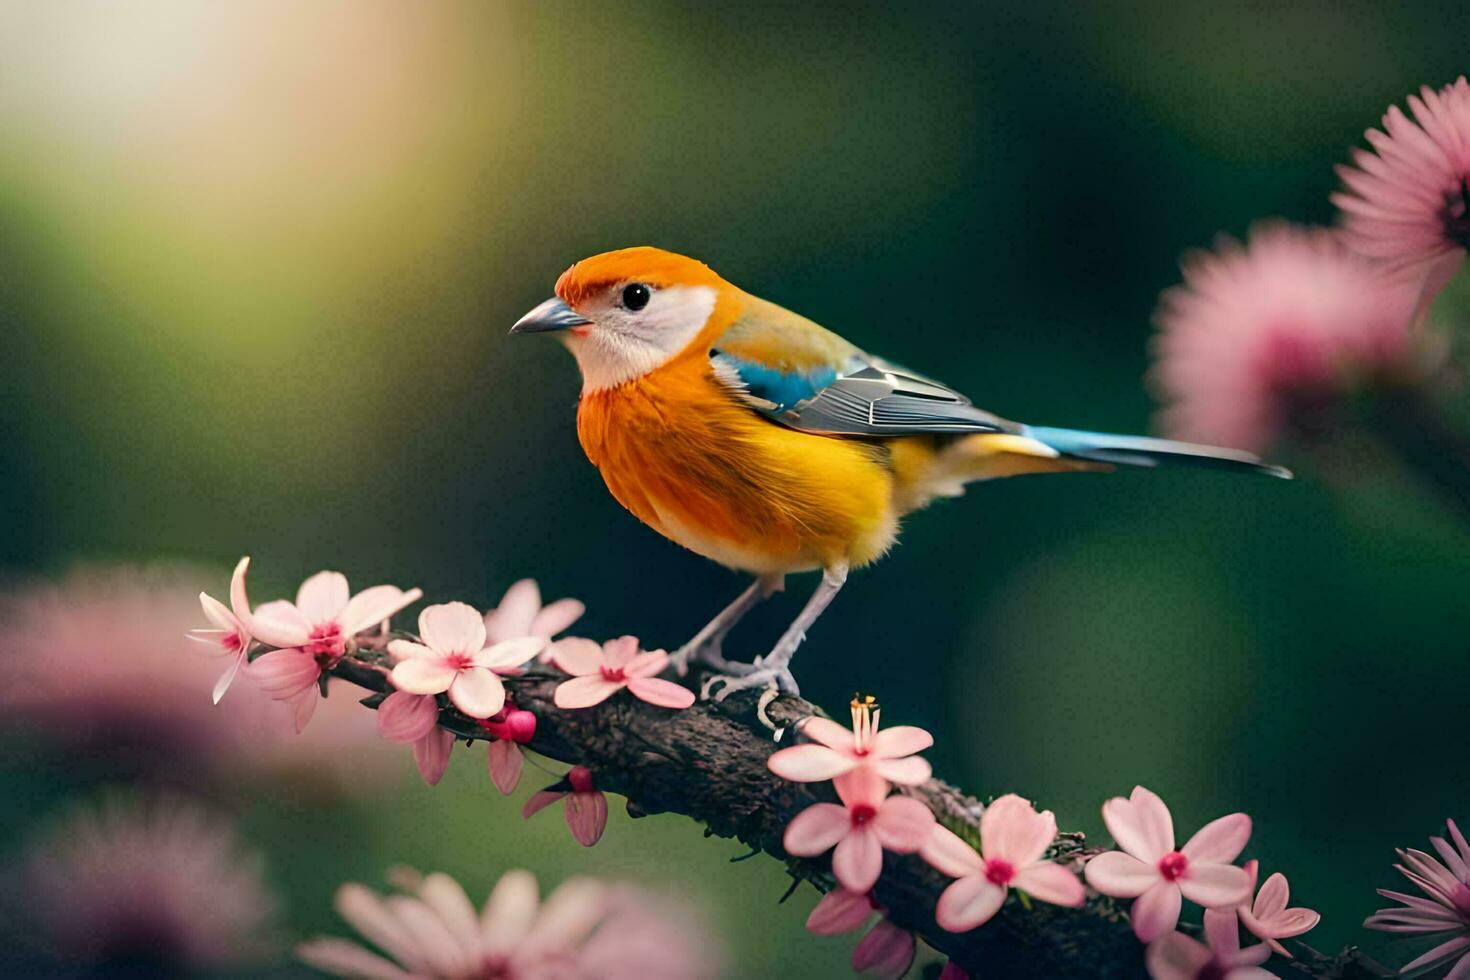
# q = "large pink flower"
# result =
<box><xmin>1236</xmin><ymin>860</ymin><xmax>1319</xmax><ymax>957</ymax></box>
<box><xmin>768</xmin><ymin>695</ymin><xmax>932</xmax><ymax>786</ymax></box>
<box><xmin>921</xmin><ymin>794</ymin><xmax>1084</xmax><ymax>932</ymax></box>
<box><xmin>1151</xmin><ymin>222</ymin><xmax>1417</xmax><ymax>452</ymax></box>
<box><xmin>1364</xmin><ymin>818</ymin><xmax>1470</xmax><ymax>980</ymax></box>
<box><xmin>1084</xmin><ymin>786</ymin><xmax>1251</xmax><ymax>942</ymax></box>
<box><xmin>552</xmin><ymin>636</ymin><xmax>695</xmax><ymax>710</ymax></box>
<box><xmin>389</xmin><ymin>602</ymin><xmax>543</xmax><ymax>719</ymax></box>
<box><xmin>299</xmin><ymin>867</ymin><xmax>716</xmax><ymax>979</ymax></box>
<box><xmin>1146</xmin><ymin>909</ymin><xmax>1273</xmax><ymax>980</ymax></box>
<box><xmin>805</xmin><ymin>889</ymin><xmax>915</xmax><ymax>979</ymax></box>
<box><xmin>783</xmin><ymin>767</ymin><xmax>935</xmax><ymax>893</ymax></box>
<box><xmin>483</xmin><ymin>577</ymin><xmax>585</xmax><ymax>655</ymax></box>
<box><xmin>523</xmin><ymin>766</ymin><xmax>609</xmax><ymax>847</ymax></box>
<box><xmin>20</xmin><ymin>792</ymin><xmax>276</xmax><ymax>972</ymax></box>
<box><xmin>186</xmin><ymin>556</ymin><xmax>254</xmax><ymax>704</ymax></box>
<box><xmin>1333</xmin><ymin>77</ymin><xmax>1470</xmax><ymax>306</ymax></box>
<box><xmin>246</xmin><ymin>562</ymin><xmax>422</xmax><ymax>732</ymax></box>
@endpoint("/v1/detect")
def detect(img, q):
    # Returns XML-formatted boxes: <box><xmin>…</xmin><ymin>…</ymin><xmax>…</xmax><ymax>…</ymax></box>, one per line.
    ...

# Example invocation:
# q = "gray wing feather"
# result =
<box><xmin>773</xmin><ymin>358</ymin><xmax>1019</xmax><ymax>437</ymax></box>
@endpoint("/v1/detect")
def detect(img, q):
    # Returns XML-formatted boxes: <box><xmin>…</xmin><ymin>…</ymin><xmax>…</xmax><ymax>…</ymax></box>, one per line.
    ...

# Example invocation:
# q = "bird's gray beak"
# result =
<box><xmin>510</xmin><ymin>297</ymin><xmax>592</xmax><ymax>334</ymax></box>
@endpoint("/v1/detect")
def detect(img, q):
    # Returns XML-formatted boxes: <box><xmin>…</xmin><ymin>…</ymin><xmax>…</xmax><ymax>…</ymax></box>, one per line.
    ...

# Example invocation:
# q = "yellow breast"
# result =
<box><xmin>576</xmin><ymin>356</ymin><xmax>898</xmax><ymax>574</ymax></box>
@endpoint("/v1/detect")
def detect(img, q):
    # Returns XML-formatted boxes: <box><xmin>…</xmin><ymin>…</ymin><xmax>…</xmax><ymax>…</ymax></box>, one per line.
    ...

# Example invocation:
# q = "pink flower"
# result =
<box><xmin>299</xmin><ymin>867</ymin><xmax>717</xmax><ymax>979</ymax></box>
<box><xmin>805</xmin><ymin>889</ymin><xmax>915</xmax><ymax>979</ymax></box>
<box><xmin>388</xmin><ymin>602</ymin><xmax>544</xmax><ymax>719</ymax></box>
<box><xmin>246</xmin><ymin>562</ymin><xmax>422</xmax><ymax>732</ymax></box>
<box><xmin>552</xmin><ymin>636</ymin><xmax>695</xmax><ymax>710</ymax></box>
<box><xmin>480</xmin><ymin>707</ymin><xmax>538</xmax><ymax>795</ymax></box>
<box><xmin>921</xmin><ymin>794</ymin><xmax>1084</xmax><ymax>932</ymax></box>
<box><xmin>768</xmin><ymin>695</ymin><xmax>932</xmax><ymax>786</ymax></box>
<box><xmin>1236</xmin><ymin>860</ymin><xmax>1319</xmax><ymax>957</ymax></box>
<box><xmin>1364</xmin><ymin>818</ymin><xmax>1470</xmax><ymax>980</ymax></box>
<box><xmin>783</xmin><ymin>767</ymin><xmax>935</xmax><ymax>893</ymax></box>
<box><xmin>938</xmin><ymin>962</ymin><xmax>970</xmax><ymax>980</ymax></box>
<box><xmin>1333</xmin><ymin>77</ymin><xmax>1470</xmax><ymax>306</ymax></box>
<box><xmin>523</xmin><ymin>766</ymin><xmax>609</xmax><ymax>847</ymax></box>
<box><xmin>186</xmin><ymin>556</ymin><xmax>253</xmax><ymax>704</ymax></box>
<box><xmin>483</xmin><ymin>578</ymin><xmax>586</xmax><ymax>658</ymax></box>
<box><xmin>1146</xmin><ymin>909</ymin><xmax>1273</xmax><ymax>980</ymax></box>
<box><xmin>1151</xmin><ymin>222</ymin><xmax>1418</xmax><ymax>452</ymax></box>
<box><xmin>0</xmin><ymin>564</ymin><xmax>396</xmax><ymax>788</ymax></box>
<box><xmin>20</xmin><ymin>792</ymin><xmax>276</xmax><ymax>971</ymax></box>
<box><xmin>1084</xmin><ymin>786</ymin><xmax>1251</xmax><ymax>942</ymax></box>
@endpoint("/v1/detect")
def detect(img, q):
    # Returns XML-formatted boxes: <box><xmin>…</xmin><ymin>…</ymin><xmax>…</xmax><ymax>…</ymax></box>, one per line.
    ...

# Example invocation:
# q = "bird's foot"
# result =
<box><xmin>672</xmin><ymin>640</ymin><xmax>754</xmax><ymax>678</ymax></box>
<box><xmin>700</xmin><ymin>657</ymin><xmax>799</xmax><ymax>702</ymax></box>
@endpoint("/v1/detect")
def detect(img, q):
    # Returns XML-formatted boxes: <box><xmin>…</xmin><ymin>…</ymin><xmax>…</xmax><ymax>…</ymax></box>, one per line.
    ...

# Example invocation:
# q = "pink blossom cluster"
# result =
<box><xmin>1364</xmin><ymin>818</ymin><xmax>1470</xmax><ymax>980</ymax></box>
<box><xmin>1152</xmin><ymin>76</ymin><xmax>1470</xmax><ymax>453</ymax></box>
<box><xmin>299</xmin><ymin>866</ymin><xmax>717</xmax><ymax>979</ymax></box>
<box><xmin>192</xmin><ymin>560</ymin><xmax>698</xmax><ymax>849</ymax></box>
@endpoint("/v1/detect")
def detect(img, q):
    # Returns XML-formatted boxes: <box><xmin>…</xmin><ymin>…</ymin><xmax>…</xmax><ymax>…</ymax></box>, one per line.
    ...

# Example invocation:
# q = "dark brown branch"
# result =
<box><xmin>329</xmin><ymin>649</ymin><xmax>1391</xmax><ymax>979</ymax></box>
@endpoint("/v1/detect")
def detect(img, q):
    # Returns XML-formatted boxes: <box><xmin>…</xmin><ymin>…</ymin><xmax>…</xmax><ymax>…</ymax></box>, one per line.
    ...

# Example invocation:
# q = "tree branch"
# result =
<box><xmin>329</xmin><ymin>647</ymin><xmax>1392</xmax><ymax>979</ymax></box>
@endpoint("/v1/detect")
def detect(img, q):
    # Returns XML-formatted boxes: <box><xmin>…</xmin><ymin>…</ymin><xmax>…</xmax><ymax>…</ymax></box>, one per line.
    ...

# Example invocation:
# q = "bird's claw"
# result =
<box><xmin>700</xmin><ymin>660</ymin><xmax>799</xmax><ymax>702</ymax></box>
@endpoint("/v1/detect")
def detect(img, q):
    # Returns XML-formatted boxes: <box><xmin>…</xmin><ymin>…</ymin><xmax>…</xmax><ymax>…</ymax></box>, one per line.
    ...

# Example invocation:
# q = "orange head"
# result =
<box><xmin>511</xmin><ymin>247</ymin><xmax>741</xmax><ymax>391</ymax></box>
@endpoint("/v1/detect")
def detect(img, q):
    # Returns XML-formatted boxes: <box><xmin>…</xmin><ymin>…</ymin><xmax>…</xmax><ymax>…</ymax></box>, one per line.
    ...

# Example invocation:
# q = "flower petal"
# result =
<box><xmin>832</xmin><ymin>827</ymin><xmax>883</xmax><ymax>893</ymax></box>
<box><xmin>485</xmin><ymin>579</ymin><xmax>540</xmax><ymax>641</ymax></box>
<box><xmin>805</xmin><ymin>889</ymin><xmax>873</xmax><ymax>936</ymax></box>
<box><xmin>554</xmin><ymin>675</ymin><xmax>623</xmax><ymax>709</ymax></box>
<box><xmin>341</xmin><ymin>585</ymin><xmax>422</xmax><ymax>636</ymax></box>
<box><xmin>522</xmin><ymin>790</ymin><xmax>564</xmax><ymax>820</ymax></box>
<box><xmin>228</xmin><ymin>556</ymin><xmax>252</xmax><ymax>621</ymax></box>
<box><xmin>768</xmin><ymin>745</ymin><xmax>857</xmax><ymax>783</ymax></box>
<box><xmin>1202</xmin><ymin>907</ymin><xmax>1240</xmax><ymax>957</ymax></box>
<box><xmin>935</xmin><ymin>876</ymin><xmax>1005</xmax><ymax>932</ymax></box>
<box><xmin>602</xmin><ymin>635</ymin><xmax>639</xmax><ymax>669</ymax></box>
<box><xmin>297</xmin><ymin>571</ymin><xmax>350</xmax><ymax>623</ymax></box>
<box><xmin>980</xmin><ymin>794</ymin><xmax>1055</xmax><ymax>867</ymax></box>
<box><xmin>872</xmin><ymin>796</ymin><xmax>935</xmax><ymax>852</ymax></box>
<box><xmin>387</xmin><ymin>639</ymin><xmax>435</xmax><ymax>663</ymax></box>
<box><xmin>1144</xmin><ymin>932</ymin><xmax>1212</xmax><ymax>979</ymax></box>
<box><xmin>249</xmin><ymin>648</ymin><xmax>320</xmax><ymax>697</ymax></box>
<box><xmin>418</xmin><ymin>602</ymin><xmax>487</xmax><ymax>654</ymax></box>
<box><xmin>784</xmin><ymin>803</ymin><xmax>852</xmax><ymax>857</ymax></box>
<box><xmin>377</xmin><ymin>691</ymin><xmax>439</xmax><ymax>742</ymax></box>
<box><xmin>833</xmin><ymin>766</ymin><xmax>888</xmax><ymax>811</ymax></box>
<box><xmin>873</xmin><ymin>756</ymin><xmax>932</xmax><ymax>786</ymax></box>
<box><xmin>447</xmin><ymin>668</ymin><xmax>506</xmax><ymax>719</ymax></box>
<box><xmin>871</xmin><ymin>725</ymin><xmax>933</xmax><ymax>759</ymax></box>
<box><xmin>199</xmin><ymin>591</ymin><xmax>237</xmax><ymax>632</ymax></box>
<box><xmin>1179</xmin><ymin>862</ymin><xmax>1251</xmax><ymax>909</ymax></box>
<box><xmin>333</xmin><ymin>884</ymin><xmax>430</xmax><ymax>972</ymax></box>
<box><xmin>486</xmin><ymin>740</ymin><xmax>524</xmax><ymax>795</ymax></box>
<box><xmin>290</xmin><ymin>685</ymin><xmax>319</xmax><ymax>732</ymax></box>
<box><xmin>1182</xmin><ymin>813</ymin><xmax>1251</xmax><ymax>865</ymax></box>
<box><xmin>922</xmin><ymin>825</ymin><xmax>985</xmax><ymax>878</ymax></box>
<box><xmin>211</xmin><ymin>647</ymin><xmax>249</xmax><ymax>705</ymax></box>
<box><xmin>800</xmin><ymin>716</ymin><xmax>857</xmax><ymax>751</ymax></box>
<box><xmin>476</xmin><ymin>636</ymin><xmax>546</xmax><ymax>672</ymax></box>
<box><xmin>417</xmin><ymin>873</ymin><xmax>481</xmax><ymax>959</ymax></box>
<box><xmin>1401</xmin><ymin>935</ymin><xmax>1470</xmax><ymax>976</ymax></box>
<box><xmin>566</xmin><ymin>791</ymin><xmax>608</xmax><ymax>847</ymax></box>
<box><xmin>851</xmin><ymin>919</ymin><xmax>914</xmax><ymax>979</ymax></box>
<box><xmin>390</xmin><ymin>657</ymin><xmax>458</xmax><ymax>696</ymax></box>
<box><xmin>1084</xmin><ymin>851</ymin><xmax>1157</xmax><ymax>898</ymax></box>
<box><xmin>1014</xmin><ymin>862</ymin><xmax>1085</xmax><ymax>908</ymax></box>
<box><xmin>626</xmin><ymin>677</ymin><xmax>695</xmax><ymax>709</ymax></box>
<box><xmin>412</xmin><ymin>728</ymin><xmax>454</xmax><ymax>786</ymax></box>
<box><xmin>530</xmin><ymin>597</ymin><xmax>584</xmax><ymax>638</ymax></box>
<box><xmin>1251</xmin><ymin>867</ymin><xmax>1287</xmax><ymax>919</ymax></box>
<box><xmin>297</xmin><ymin>937</ymin><xmax>413</xmax><ymax>980</ymax></box>
<box><xmin>248</xmin><ymin>599</ymin><xmax>313</xmax><ymax>648</ymax></box>
<box><xmin>1103</xmin><ymin>786</ymin><xmax>1174</xmax><ymax>863</ymax></box>
<box><xmin>624</xmin><ymin>649</ymin><xmax>671</xmax><ymax>678</ymax></box>
<box><xmin>547</xmin><ymin>637</ymin><xmax>603</xmax><ymax>676</ymax></box>
<box><xmin>480</xmin><ymin>869</ymin><xmax>539</xmax><ymax>955</ymax></box>
<box><xmin>1131</xmin><ymin>881</ymin><xmax>1183</xmax><ymax>942</ymax></box>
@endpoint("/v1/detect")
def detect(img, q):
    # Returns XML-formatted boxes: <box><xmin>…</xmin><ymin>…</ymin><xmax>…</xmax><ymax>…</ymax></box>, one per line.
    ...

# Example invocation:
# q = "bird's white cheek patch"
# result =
<box><xmin>569</xmin><ymin>285</ymin><xmax>718</xmax><ymax>392</ymax></box>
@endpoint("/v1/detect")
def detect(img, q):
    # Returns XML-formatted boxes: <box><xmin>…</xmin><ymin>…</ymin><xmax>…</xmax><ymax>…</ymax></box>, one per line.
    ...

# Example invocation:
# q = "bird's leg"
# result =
<box><xmin>671</xmin><ymin>574</ymin><xmax>784</xmax><ymax>676</ymax></box>
<box><xmin>703</xmin><ymin>563</ymin><xmax>848</xmax><ymax>701</ymax></box>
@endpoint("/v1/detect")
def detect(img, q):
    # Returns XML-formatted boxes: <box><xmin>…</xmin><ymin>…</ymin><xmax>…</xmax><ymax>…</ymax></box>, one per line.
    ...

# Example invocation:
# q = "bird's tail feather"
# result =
<box><xmin>1025</xmin><ymin>426</ymin><xmax>1292</xmax><ymax>479</ymax></box>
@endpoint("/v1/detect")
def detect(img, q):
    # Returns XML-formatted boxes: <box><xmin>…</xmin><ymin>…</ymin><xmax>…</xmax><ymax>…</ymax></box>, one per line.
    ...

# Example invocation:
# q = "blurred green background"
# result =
<box><xmin>2</xmin><ymin>1</ymin><xmax>1468</xmax><ymax>976</ymax></box>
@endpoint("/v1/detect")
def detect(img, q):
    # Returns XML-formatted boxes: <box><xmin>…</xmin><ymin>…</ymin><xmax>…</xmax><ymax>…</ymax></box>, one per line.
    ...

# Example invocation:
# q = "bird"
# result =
<box><xmin>511</xmin><ymin>246</ymin><xmax>1289</xmax><ymax>699</ymax></box>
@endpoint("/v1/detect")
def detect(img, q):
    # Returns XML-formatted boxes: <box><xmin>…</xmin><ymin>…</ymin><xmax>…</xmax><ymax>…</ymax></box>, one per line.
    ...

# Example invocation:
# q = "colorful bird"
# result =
<box><xmin>511</xmin><ymin>247</ymin><xmax>1288</xmax><ymax>698</ymax></box>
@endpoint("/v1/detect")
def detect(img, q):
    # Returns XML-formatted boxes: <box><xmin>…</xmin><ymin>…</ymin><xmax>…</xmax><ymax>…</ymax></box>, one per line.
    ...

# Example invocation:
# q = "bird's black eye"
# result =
<box><xmin>622</xmin><ymin>282</ymin><xmax>651</xmax><ymax>311</ymax></box>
